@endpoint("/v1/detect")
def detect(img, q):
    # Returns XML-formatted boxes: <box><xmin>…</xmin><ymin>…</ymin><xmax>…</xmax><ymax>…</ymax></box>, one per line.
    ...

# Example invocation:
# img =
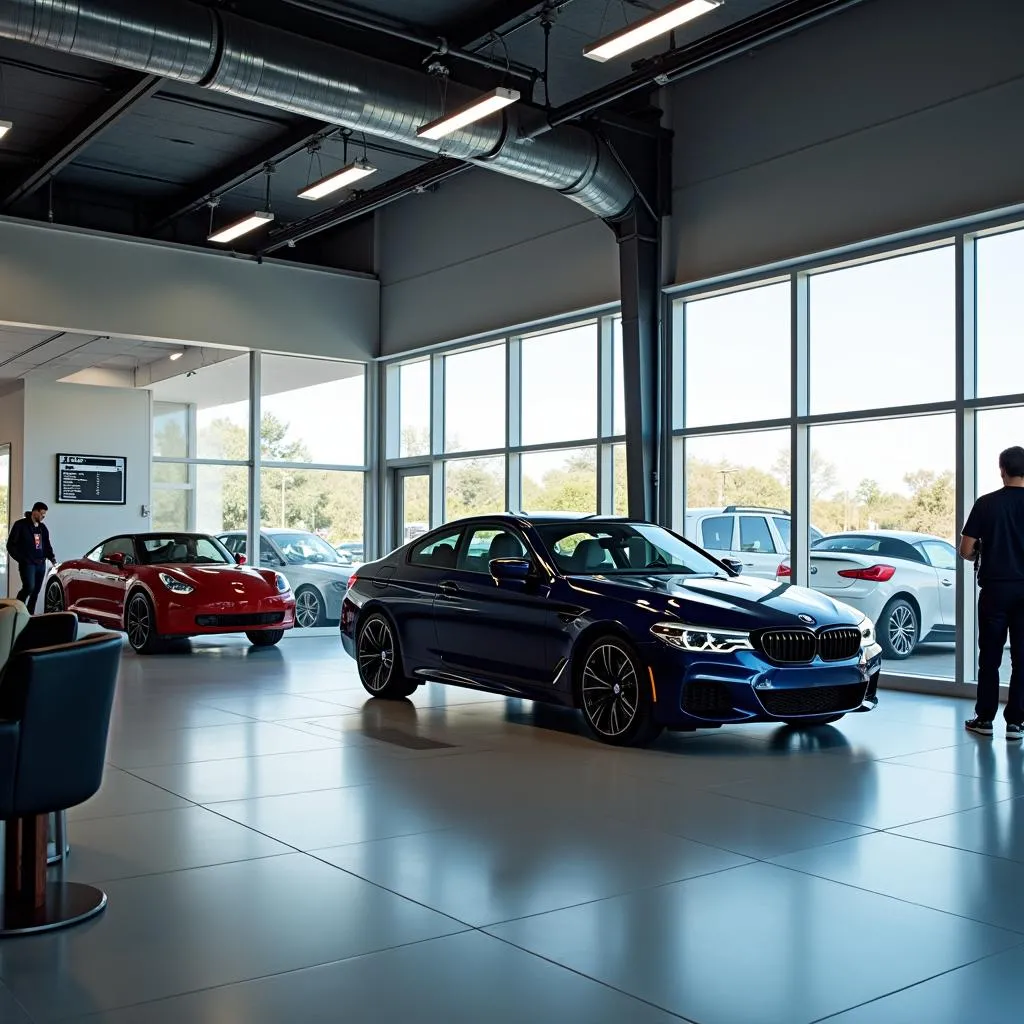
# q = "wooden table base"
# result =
<box><xmin>4</xmin><ymin>814</ymin><xmax>47</xmax><ymax>909</ymax></box>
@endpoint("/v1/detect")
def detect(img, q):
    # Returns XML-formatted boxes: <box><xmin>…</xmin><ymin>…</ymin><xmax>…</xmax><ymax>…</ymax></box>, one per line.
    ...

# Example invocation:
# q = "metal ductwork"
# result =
<box><xmin>0</xmin><ymin>0</ymin><xmax>635</xmax><ymax>219</ymax></box>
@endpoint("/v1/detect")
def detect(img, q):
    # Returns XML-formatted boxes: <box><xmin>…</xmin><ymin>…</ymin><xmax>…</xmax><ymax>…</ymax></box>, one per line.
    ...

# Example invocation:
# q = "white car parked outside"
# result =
<box><xmin>684</xmin><ymin>506</ymin><xmax>825</xmax><ymax>579</ymax></box>
<box><xmin>776</xmin><ymin>530</ymin><xmax>956</xmax><ymax>660</ymax></box>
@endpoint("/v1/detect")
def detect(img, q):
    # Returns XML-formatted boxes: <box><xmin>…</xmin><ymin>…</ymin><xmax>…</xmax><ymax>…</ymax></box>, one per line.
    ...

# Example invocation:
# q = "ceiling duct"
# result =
<box><xmin>0</xmin><ymin>0</ymin><xmax>635</xmax><ymax>219</ymax></box>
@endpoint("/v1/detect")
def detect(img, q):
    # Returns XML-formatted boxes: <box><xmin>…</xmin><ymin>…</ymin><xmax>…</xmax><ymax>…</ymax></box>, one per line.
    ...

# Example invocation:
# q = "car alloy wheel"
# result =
<box><xmin>294</xmin><ymin>587</ymin><xmax>323</xmax><ymax>629</ymax></box>
<box><xmin>581</xmin><ymin>642</ymin><xmax>643</xmax><ymax>739</ymax></box>
<box><xmin>884</xmin><ymin>600</ymin><xmax>918</xmax><ymax>658</ymax></box>
<box><xmin>358</xmin><ymin>616</ymin><xmax>396</xmax><ymax>693</ymax></box>
<box><xmin>44</xmin><ymin>580</ymin><xmax>64</xmax><ymax>613</ymax></box>
<box><xmin>127</xmin><ymin>594</ymin><xmax>153</xmax><ymax>652</ymax></box>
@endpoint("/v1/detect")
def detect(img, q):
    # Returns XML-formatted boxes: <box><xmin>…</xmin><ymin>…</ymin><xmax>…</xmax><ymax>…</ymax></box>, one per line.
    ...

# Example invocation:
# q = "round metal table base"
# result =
<box><xmin>0</xmin><ymin>883</ymin><xmax>106</xmax><ymax>936</ymax></box>
<box><xmin>45</xmin><ymin>841</ymin><xmax>70</xmax><ymax>867</ymax></box>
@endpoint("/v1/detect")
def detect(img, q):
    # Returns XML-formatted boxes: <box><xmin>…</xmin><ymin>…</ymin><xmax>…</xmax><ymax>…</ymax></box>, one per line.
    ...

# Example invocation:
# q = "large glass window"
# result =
<box><xmin>612</xmin><ymin>318</ymin><xmax>626</xmax><ymax>437</ymax></box>
<box><xmin>444</xmin><ymin>456</ymin><xmax>506</xmax><ymax>520</ymax></box>
<box><xmin>977</xmin><ymin>229</ymin><xmax>1024</xmax><ymax>399</ymax></box>
<box><xmin>444</xmin><ymin>345</ymin><xmax>505</xmax><ymax>453</ymax></box>
<box><xmin>520</xmin><ymin>323</ymin><xmax>598</xmax><ymax>446</ymax></box>
<box><xmin>195</xmin><ymin>464</ymin><xmax>249</xmax><ymax>536</ymax></box>
<box><xmin>809</xmin><ymin>414</ymin><xmax>955</xmax><ymax>679</ymax></box>
<box><xmin>684</xmin><ymin>282</ymin><xmax>791</xmax><ymax>428</ymax></box>
<box><xmin>809</xmin><ymin>247</ymin><xmax>955</xmax><ymax>414</ymax></box>
<box><xmin>259</xmin><ymin>468</ymin><xmax>363</xmax><ymax>550</ymax></box>
<box><xmin>153</xmin><ymin>402</ymin><xmax>188</xmax><ymax>459</ymax></box>
<box><xmin>261</xmin><ymin>356</ymin><xmax>365</xmax><ymax>467</ymax></box>
<box><xmin>191</xmin><ymin>356</ymin><xmax>251</xmax><ymax>461</ymax></box>
<box><xmin>521</xmin><ymin>447</ymin><xmax>597</xmax><ymax>514</ymax></box>
<box><xmin>399</xmin><ymin>359</ymin><xmax>431</xmax><ymax>457</ymax></box>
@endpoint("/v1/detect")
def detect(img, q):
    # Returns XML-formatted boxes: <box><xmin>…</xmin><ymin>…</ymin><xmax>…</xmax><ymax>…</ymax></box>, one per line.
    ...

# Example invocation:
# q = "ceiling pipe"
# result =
<box><xmin>0</xmin><ymin>0</ymin><xmax>634</xmax><ymax>219</ymax></box>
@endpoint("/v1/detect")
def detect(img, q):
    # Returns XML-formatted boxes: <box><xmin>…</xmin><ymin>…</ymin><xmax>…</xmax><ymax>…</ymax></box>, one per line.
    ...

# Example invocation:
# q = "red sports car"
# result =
<box><xmin>43</xmin><ymin>532</ymin><xmax>296</xmax><ymax>653</ymax></box>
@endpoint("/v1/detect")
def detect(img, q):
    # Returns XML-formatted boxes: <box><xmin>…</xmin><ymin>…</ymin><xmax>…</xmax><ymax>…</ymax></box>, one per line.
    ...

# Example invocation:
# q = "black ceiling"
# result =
<box><xmin>0</xmin><ymin>0</ymin><xmax>843</xmax><ymax>272</ymax></box>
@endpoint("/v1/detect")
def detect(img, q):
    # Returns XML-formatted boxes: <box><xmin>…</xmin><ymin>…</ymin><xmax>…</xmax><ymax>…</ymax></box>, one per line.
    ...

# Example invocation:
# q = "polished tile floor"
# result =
<box><xmin>1</xmin><ymin>636</ymin><xmax>1022</xmax><ymax>1023</ymax></box>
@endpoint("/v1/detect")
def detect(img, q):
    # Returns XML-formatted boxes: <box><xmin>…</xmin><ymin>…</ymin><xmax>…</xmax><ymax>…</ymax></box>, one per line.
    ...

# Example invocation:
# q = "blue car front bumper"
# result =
<box><xmin>642</xmin><ymin>642</ymin><xmax>882</xmax><ymax>728</ymax></box>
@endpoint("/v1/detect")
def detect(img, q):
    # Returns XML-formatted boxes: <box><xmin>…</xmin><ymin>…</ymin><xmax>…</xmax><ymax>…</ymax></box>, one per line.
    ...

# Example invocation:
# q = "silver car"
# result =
<box><xmin>217</xmin><ymin>529</ymin><xmax>353</xmax><ymax>628</ymax></box>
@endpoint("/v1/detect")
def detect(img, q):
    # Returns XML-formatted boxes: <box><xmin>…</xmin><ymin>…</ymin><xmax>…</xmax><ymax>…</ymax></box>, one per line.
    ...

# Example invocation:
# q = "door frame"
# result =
<box><xmin>391</xmin><ymin>466</ymin><xmax>431</xmax><ymax>551</ymax></box>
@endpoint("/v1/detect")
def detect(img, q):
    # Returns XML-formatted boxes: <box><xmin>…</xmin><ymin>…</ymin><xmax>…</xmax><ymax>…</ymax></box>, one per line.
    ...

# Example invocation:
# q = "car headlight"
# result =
<box><xmin>651</xmin><ymin>622</ymin><xmax>753</xmax><ymax>653</ymax></box>
<box><xmin>275</xmin><ymin>573</ymin><xmax>291</xmax><ymax>594</ymax></box>
<box><xmin>158</xmin><ymin>572</ymin><xmax>193</xmax><ymax>595</ymax></box>
<box><xmin>857</xmin><ymin>615</ymin><xmax>877</xmax><ymax>647</ymax></box>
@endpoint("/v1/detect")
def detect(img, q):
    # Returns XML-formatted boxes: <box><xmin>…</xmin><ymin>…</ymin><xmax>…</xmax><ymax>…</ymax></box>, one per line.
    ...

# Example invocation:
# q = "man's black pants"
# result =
<box><xmin>976</xmin><ymin>582</ymin><xmax>1024</xmax><ymax>723</ymax></box>
<box><xmin>15</xmin><ymin>561</ymin><xmax>44</xmax><ymax>614</ymax></box>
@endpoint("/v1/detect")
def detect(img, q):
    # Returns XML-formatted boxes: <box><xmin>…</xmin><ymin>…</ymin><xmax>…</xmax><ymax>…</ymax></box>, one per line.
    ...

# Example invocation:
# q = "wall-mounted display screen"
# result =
<box><xmin>56</xmin><ymin>453</ymin><xmax>126</xmax><ymax>505</ymax></box>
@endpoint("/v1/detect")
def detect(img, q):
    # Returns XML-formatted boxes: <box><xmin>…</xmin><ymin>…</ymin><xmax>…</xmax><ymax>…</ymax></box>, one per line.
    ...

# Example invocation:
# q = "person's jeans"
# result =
<box><xmin>15</xmin><ymin>561</ymin><xmax>44</xmax><ymax>614</ymax></box>
<box><xmin>976</xmin><ymin>582</ymin><xmax>1024</xmax><ymax>723</ymax></box>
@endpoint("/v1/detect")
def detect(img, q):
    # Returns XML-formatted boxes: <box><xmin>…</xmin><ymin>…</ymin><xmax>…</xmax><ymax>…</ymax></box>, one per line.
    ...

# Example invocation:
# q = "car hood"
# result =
<box><xmin>566</xmin><ymin>572</ymin><xmax>862</xmax><ymax>630</ymax></box>
<box><xmin>152</xmin><ymin>564</ymin><xmax>279</xmax><ymax>594</ymax></box>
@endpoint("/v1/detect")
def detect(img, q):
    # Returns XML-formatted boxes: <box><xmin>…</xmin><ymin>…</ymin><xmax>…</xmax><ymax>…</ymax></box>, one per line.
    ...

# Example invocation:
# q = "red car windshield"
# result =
<box><xmin>137</xmin><ymin>535</ymin><xmax>233</xmax><ymax>565</ymax></box>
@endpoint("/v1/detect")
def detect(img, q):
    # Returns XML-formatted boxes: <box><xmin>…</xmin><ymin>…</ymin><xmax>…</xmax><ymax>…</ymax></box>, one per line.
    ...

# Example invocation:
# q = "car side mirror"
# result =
<box><xmin>103</xmin><ymin>552</ymin><xmax>125</xmax><ymax>567</ymax></box>
<box><xmin>235</xmin><ymin>553</ymin><xmax>247</xmax><ymax>565</ymax></box>
<box><xmin>490</xmin><ymin>557</ymin><xmax>532</xmax><ymax>583</ymax></box>
<box><xmin>722</xmin><ymin>558</ymin><xmax>744</xmax><ymax>575</ymax></box>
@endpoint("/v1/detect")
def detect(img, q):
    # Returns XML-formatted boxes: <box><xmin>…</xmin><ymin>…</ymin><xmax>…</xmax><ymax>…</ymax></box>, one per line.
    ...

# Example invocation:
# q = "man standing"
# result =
<box><xmin>961</xmin><ymin>446</ymin><xmax>1024</xmax><ymax>739</ymax></box>
<box><xmin>6</xmin><ymin>502</ymin><xmax>56</xmax><ymax>614</ymax></box>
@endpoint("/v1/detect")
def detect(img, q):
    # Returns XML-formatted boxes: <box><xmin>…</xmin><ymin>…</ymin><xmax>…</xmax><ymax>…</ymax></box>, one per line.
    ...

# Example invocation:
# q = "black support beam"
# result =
<box><xmin>446</xmin><ymin>0</ymin><xmax>543</xmax><ymax>48</ymax></box>
<box><xmin>260</xmin><ymin>156</ymin><xmax>471</xmax><ymax>255</ymax></box>
<box><xmin>147</xmin><ymin>118</ymin><xmax>328</xmax><ymax>234</ymax></box>
<box><xmin>2</xmin><ymin>72</ymin><xmax>162</xmax><ymax>211</ymax></box>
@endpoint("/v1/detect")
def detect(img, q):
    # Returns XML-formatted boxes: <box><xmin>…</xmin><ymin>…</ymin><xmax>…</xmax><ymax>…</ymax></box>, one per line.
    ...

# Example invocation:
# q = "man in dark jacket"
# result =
<box><xmin>6</xmin><ymin>502</ymin><xmax>56</xmax><ymax>613</ymax></box>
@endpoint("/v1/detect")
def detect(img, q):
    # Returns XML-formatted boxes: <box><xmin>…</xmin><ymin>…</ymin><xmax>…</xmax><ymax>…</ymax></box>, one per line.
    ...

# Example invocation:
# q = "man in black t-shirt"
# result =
<box><xmin>961</xmin><ymin>446</ymin><xmax>1024</xmax><ymax>738</ymax></box>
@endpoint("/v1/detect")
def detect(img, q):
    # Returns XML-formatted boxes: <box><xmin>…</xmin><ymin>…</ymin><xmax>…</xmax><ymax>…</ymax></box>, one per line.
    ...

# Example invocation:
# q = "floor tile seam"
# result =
<box><xmin>45</xmin><ymin>929</ymin><xmax>478</xmax><ymax>1024</ymax></box>
<box><xmin>767</xmin><ymin>858</ymin><xmax>1024</xmax><ymax>938</ymax></box>
<box><xmin>479</xmin><ymin>930</ymin><xmax>700</xmax><ymax>1023</ymax></box>
<box><xmin>806</xmin><ymin>939</ymin><xmax>1024</xmax><ymax>1023</ymax></box>
<box><xmin>469</xmin><ymin>860</ymin><xmax>756</xmax><ymax>931</ymax></box>
<box><xmin>105</xmin><ymin>746</ymin><xmax>342</xmax><ymax>771</ymax></box>
<box><xmin>269</xmin><ymin>718</ymin><xmax>503</xmax><ymax>755</ymax></box>
<box><xmin>697</xmin><ymin>786</ymin><xmax>890</xmax><ymax>831</ymax></box>
<box><xmin>879</xmin><ymin>825</ymin><xmax>1024</xmax><ymax>869</ymax></box>
<box><xmin>57</xmin><ymin>849</ymin><xmax>295</xmax><ymax>888</ymax></box>
<box><xmin>875</xmin><ymin>791</ymin><xmax>1021</xmax><ymax>831</ymax></box>
<box><xmin>879</xmin><ymin>750</ymin><xmax>1024</xmax><ymax>785</ymax></box>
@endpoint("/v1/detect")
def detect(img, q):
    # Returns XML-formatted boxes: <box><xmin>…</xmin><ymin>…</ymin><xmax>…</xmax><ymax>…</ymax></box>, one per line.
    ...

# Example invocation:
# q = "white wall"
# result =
<box><xmin>378</xmin><ymin>170</ymin><xmax>620</xmax><ymax>355</ymax></box>
<box><xmin>0</xmin><ymin>218</ymin><xmax>379</xmax><ymax>361</ymax></box>
<box><xmin>22</xmin><ymin>380</ymin><xmax>150</xmax><ymax>565</ymax></box>
<box><xmin>667</xmin><ymin>0</ymin><xmax>1024</xmax><ymax>284</ymax></box>
<box><xmin>0</xmin><ymin>383</ymin><xmax>24</xmax><ymax>597</ymax></box>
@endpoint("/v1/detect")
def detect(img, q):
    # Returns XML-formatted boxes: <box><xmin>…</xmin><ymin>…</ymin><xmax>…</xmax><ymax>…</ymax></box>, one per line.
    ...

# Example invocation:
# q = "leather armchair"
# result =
<box><xmin>0</xmin><ymin>632</ymin><xmax>121</xmax><ymax>935</ymax></box>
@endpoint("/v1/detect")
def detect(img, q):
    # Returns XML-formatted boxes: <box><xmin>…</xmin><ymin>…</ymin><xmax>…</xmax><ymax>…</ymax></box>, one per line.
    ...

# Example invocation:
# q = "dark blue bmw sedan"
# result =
<box><xmin>341</xmin><ymin>514</ymin><xmax>882</xmax><ymax>746</ymax></box>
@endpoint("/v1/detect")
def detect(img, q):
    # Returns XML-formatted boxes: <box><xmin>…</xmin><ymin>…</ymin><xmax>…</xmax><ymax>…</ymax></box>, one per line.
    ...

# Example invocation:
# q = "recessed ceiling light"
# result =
<box><xmin>208</xmin><ymin>210</ymin><xmax>274</xmax><ymax>244</ymax></box>
<box><xmin>416</xmin><ymin>87</ymin><xmax>520</xmax><ymax>142</ymax></box>
<box><xmin>298</xmin><ymin>159</ymin><xmax>377</xmax><ymax>201</ymax></box>
<box><xmin>169</xmin><ymin>351</ymin><xmax>183</xmax><ymax>361</ymax></box>
<box><xmin>583</xmin><ymin>0</ymin><xmax>721</xmax><ymax>62</ymax></box>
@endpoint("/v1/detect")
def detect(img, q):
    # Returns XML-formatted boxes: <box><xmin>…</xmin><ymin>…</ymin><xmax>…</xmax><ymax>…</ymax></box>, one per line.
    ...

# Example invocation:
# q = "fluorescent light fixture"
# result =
<box><xmin>0</xmin><ymin>121</ymin><xmax>11</xmax><ymax>141</ymax></box>
<box><xmin>169</xmin><ymin>351</ymin><xmax>183</xmax><ymax>361</ymax></box>
<box><xmin>298</xmin><ymin>159</ymin><xmax>377</xmax><ymax>201</ymax></box>
<box><xmin>207</xmin><ymin>210</ymin><xmax>274</xmax><ymax>244</ymax></box>
<box><xmin>583</xmin><ymin>0</ymin><xmax>721</xmax><ymax>62</ymax></box>
<box><xmin>417</xmin><ymin>87</ymin><xmax>519</xmax><ymax>141</ymax></box>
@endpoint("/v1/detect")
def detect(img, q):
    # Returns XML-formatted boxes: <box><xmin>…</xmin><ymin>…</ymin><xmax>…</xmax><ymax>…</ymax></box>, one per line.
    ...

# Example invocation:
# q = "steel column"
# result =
<box><xmin>614</xmin><ymin>202</ymin><xmax>661</xmax><ymax>521</ymax></box>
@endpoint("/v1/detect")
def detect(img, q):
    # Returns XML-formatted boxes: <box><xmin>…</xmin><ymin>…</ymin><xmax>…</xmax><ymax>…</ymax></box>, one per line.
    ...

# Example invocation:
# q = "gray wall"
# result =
<box><xmin>378</xmin><ymin>170</ymin><xmax>620</xmax><ymax>355</ymax></box>
<box><xmin>0</xmin><ymin>218</ymin><xmax>379</xmax><ymax>360</ymax></box>
<box><xmin>668</xmin><ymin>0</ymin><xmax>1024</xmax><ymax>284</ymax></box>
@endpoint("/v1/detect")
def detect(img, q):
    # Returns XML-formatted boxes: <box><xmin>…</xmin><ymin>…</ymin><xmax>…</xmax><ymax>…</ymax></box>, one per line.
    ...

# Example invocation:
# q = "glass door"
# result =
<box><xmin>393</xmin><ymin>467</ymin><xmax>430</xmax><ymax>550</ymax></box>
<box><xmin>0</xmin><ymin>444</ymin><xmax>9</xmax><ymax>598</ymax></box>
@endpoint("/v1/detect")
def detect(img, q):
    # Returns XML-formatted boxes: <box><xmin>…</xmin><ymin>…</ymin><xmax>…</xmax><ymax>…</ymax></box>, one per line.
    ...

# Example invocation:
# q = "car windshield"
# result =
<box><xmin>272</xmin><ymin>532</ymin><xmax>342</xmax><ymax>565</ymax></box>
<box><xmin>137</xmin><ymin>535</ymin><xmax>232</xmax><ymax>565</ymax></box>
<box><xmin>536</xmin><ymin>522</ymin><xmax>727</xmax><ymax>577</ymax></box>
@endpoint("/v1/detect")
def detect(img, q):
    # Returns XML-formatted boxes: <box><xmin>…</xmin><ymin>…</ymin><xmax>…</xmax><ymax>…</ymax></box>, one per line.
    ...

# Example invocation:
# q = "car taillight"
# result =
<box><xmin>837</xmin><ymin>564</ymin><xmax>895</xmax><ymax>582</ymax></box>
<box><xmin>347</xmin><ymin>573</ymin><xmax>358</xmax><ymax>590</ymax></box>
<box><xmin>777</xmin><ymin>563</ymin><xmax>791</xmax><ymax>578</ymax></box>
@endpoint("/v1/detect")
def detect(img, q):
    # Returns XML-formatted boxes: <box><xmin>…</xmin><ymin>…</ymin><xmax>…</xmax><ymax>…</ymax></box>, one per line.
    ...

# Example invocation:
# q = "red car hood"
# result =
<box><xmin>149</xmin><ymin>564</ymin><xmax>280</xmax><ymax>597</ymax></box>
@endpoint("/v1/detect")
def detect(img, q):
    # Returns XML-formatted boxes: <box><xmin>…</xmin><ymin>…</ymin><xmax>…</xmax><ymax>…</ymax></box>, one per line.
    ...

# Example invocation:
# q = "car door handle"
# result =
<box><xmin>941</xmin><ymin>578</ymin><xmax>954</xmax><ymax>586</ymax></box>
<box><xmin>438</xmin><ymin>581</ymin><xmax>459</xmax><ymax>596</ymax></box>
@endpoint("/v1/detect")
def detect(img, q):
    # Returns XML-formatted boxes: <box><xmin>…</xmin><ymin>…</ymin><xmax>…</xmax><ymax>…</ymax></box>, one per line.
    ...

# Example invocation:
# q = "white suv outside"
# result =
<box><xmin>683</xmin><ymin>506</ymin><xmax>824</xmax><ymax>579</ymax></box>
